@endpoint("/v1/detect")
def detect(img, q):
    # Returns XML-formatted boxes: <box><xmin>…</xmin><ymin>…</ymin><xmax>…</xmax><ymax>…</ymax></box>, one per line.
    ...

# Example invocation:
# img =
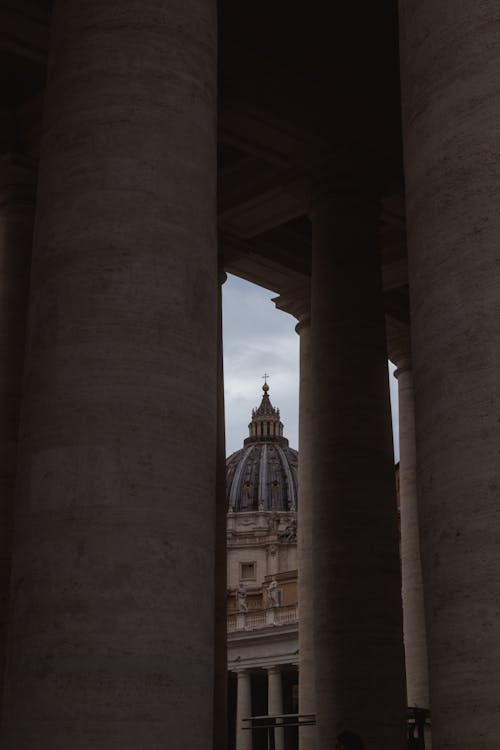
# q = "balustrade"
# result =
<box><xmin>228</xmin><ymin>604</ymin><xmax>298</xmax><ymax>632</ymax></box>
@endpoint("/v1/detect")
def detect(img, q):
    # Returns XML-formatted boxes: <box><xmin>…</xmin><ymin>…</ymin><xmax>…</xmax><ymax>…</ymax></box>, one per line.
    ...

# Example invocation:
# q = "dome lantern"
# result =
<box><xmin>247</xmin><ymin>381</ymin><xmax>285</xmax><ymax>443</ymax></box>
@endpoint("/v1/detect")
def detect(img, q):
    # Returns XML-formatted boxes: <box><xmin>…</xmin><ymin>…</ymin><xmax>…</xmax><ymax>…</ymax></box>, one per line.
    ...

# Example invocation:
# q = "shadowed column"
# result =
<box><xmin>296</xmin><ymin>315</ymin><xmax>315</xmax><ymax>750</ymax></box>
<box><xmin>393</xmin><ymin>348</ymin><xmax>429</xmax><ymax>712</ymax></box>
<box><xmin>213</xmin><ymin>270</ymin><xmax>228</xmax><ymax>750</ymax></box>
<box><xmin>274</xmin><ymin>288</ymin><xmax>315</xmax><ymax>749</ymax></box>
<box><xmin>310</xmin><ymin>186</ymin><xmax>406</xmax><ymax>750</ymax></box>
<box><xmin>400</xmin><ymin>1</ymin><xmax>500</xmax><ymax>747</ymax></box>
<box><xmin>1</xmin><ymin>2</ymin><xmax>217</xmax><ymax>748</ymax></box>
<box><xmin>0</xmin><ymin>154</ymin><xmax>35</xmax><ymax>716</ymax></box>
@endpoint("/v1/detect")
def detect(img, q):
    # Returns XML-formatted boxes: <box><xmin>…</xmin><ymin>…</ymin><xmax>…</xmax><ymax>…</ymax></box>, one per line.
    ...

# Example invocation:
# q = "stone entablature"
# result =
<box><xmin>228</xmin><ymin>621</ymin><xmax>299</xmax><ymax>673</ymax></box>
<box><xmin>227</xmin><ymin>509</ymin><xmax>297</xmax><ymax>543</ymax></box>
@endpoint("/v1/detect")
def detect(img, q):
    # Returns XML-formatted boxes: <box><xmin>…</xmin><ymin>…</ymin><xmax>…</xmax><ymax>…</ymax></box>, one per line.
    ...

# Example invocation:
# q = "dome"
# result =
<box><xmin>226</xmin><ymin>383</ymin><xmax>298</xmax><ymax>512</ymax></box>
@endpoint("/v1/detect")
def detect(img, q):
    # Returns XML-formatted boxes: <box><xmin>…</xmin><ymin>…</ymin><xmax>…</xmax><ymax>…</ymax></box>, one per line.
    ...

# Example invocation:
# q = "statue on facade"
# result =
<box><xmin>269</xmin><ymin>512</ymin><xmax>279</xmax><ymax>533</ymax></box>
<box><xmin>279</xmin><ymin>517</ymin><xmax>297</xmax><ymax>543</ymax></box>
<box><xmin>236</xmin><ymin>585</ymin><xmax>248</xmax><ymax>612</ymax></box>
<box><xmin>267</xmin><ymin>578</ymin><xmax>280</xmax><ymax>607</ymax></box>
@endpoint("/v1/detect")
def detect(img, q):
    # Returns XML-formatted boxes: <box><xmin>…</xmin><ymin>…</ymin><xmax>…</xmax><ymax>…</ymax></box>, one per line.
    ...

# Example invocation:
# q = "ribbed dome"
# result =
<box><xmin>226</xmin><ymin>384</ymin><xmax>298</xmax><ymax>512</ymax></box>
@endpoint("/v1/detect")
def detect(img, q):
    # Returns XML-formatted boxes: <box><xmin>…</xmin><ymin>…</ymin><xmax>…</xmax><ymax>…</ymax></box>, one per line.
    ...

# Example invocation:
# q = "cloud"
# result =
<box><xmin>222</xmin><ymin>275</ymin><xmax>299</xmax><ymax>454</ymax></box>
<box><xmin>222</xmin><ymin>274</ymin><xmax>400</xmax><ymax>462</ymax></box>
<box><xmin>388</xmin><ymin>361</ymin><xmax>400</xmax><ymax>462</ymax></box>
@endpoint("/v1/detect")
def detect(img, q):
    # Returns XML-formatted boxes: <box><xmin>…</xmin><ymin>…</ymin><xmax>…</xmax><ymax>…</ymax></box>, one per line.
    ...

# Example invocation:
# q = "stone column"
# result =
<box><xmin>400</xmin><ymin>2</ymin><xmax>500</xmax><ymax>747</ymax></box>
<box><xmin>274</xmin><ymin>288</ymin><xmax>315</xmax><ymax>749</ymax></box>
<box><xmin>213</xmin><ymin>271</ymin><xmax>228</xmax><ymax>750</ymax></box>
<box><xmin>236</xmin><ymin>670</ymin><xmax>252</xmax><ymax>750</ymax></box>
<box><xmin>1</xmin><ymin>2</ymin><xmax>218</xmax><ymax>749</ymax></box>
<box><xmin>0</xmin><ymin>153</ymin><xmax>35</xmax><ymax>714</ymax></box>
<box><xmin>392</xmin><ymin>342</ymin><xmax>429</xmax><ymax>710</ymax></box>
<box><xmin>268</xmin><ymin>666</ymin><xmax>284</xmax><ymax>750</ymax></box>
<box><xmin>309</xmin><ymin>187</ymin><xmax>406</xmax><ymax>750</ymax></box>
<box><xmin>296</xmin><ymin>316</ymin><xmax>315</xmax><ymax>750</ymax></box>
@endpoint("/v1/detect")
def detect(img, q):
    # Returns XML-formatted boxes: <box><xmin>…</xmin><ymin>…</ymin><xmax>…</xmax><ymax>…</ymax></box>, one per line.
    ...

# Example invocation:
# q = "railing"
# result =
<box><xmin>243</xmin><ymin>713</ymin><xmax>315</xmax><ymax>750</ymax></box>
<box><xmin>274</xmin><ymin>605</ymin><xmax>297</xmax><ymax>625</ymax></box>
<box><xmin>227</xmin><ymin>603</ymin><xmax>298</xmax><ymax>632</ymax></box>
<box><xmin>243</xmin><ymin>710</ymin><xmax>430</xmax><ymax>750</ymax></box>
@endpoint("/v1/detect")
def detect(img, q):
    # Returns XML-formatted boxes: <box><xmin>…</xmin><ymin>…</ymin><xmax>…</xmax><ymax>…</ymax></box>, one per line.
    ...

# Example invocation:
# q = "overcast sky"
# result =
<box><xmin>222</xmin><ymin>273</ymin><xmax>400</xmax><ymax>461</ymax></box>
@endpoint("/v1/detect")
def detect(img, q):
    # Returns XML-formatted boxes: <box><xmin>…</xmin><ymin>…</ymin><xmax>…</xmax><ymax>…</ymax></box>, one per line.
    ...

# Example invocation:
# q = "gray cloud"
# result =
<box><xmin>223</xmin><ymin>274</ymin><xmax>400</xmax><ymax>462</ymax></box>
<box><xmin>222</xmin><ymin>274</ymin><xmax>299</xmax><ymax>455</ymax></box>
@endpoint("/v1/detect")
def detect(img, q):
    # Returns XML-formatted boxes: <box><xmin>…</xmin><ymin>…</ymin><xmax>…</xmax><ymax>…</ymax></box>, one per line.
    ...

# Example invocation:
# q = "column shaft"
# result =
<box><xmin>400</xmin><ymin>2</ymin><xmax>500</xmax><ymax>746</ymax></box>
<box><xmin>236</xmin><ymin>671</ymin><xmax>252</xmax><ymax>750</ymax></box>
<box><xmin>297</xmin><ymin>320</ymin><xmax>316</xmax><ymax>750</ymax></box>
<box><xmin>1</xmin><ymin>2</ymin><xmax>217</xmax><ymax>748</ymax></box>
<box><xmin>396</xmin><ymin>365</ymin><xmax>429</xmax><ymax>709</ymax></box>
<box><xmin>310</xmin><ymin>194</ymin><xmax>406</xmax><ymax>749</ymax></box>
<box><xmin>0</xmin><ymin>155</ymin><xmax>35</xmax><ymax>714</ymax></box>
<box><xmin>268</xmin><ymin>666</ymin><xmax>284</xmax><ymax>750</ymax></box>
<box><xmin>213</xmin><ymin>273</ymin><xmax>228</xmax><ymax>750</ymax></box>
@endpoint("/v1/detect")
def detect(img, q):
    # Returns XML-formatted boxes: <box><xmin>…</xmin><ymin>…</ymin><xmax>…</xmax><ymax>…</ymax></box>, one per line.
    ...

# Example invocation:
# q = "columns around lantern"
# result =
<box><xmin>0</xmin><ymin>1</ymin><xmax>218</xmax><ymax>748</ymax></box>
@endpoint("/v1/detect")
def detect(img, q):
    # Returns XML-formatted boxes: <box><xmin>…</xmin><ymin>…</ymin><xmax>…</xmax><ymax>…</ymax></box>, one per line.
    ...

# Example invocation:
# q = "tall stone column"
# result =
<box><xmin>274</xmin><ymin>288</ymin><xmax>315</xmax><ymax>749</ymax></box>
<box><xmin>213</xmin><ymin>271</ymin><xmax>228</xmax><ymax>750</ymax></box>
<box><xmin>309</xmin><ymin>187</ymin><xmax>406</xmax><ymax>750</ymax></box>
<box><xmin>0</xmin><ymin>153</ymin><xmax>35</xmax><ymax>714</ymax></box>
<box><xmin>391</xmin><ymin>340</ymin><xmax>429</xmax><ymax>710</ymax></box>
<box><xmin>1</xmin><ymin>2</ymin><xmax>218</xmax><ymax>749</ymax></box>
<box><xmin>296</xmin><ymin>316</ymin><xmax>315</xmax><ymax>750</ymax></box>
<box><xmin>268</xmin><ymin>666</ymin><xmax>284</xmax><ymax>750</ymax></box>
<box><xmin>400</xmin><ymin>2</ymin><xmax>500</xmax><ymax>747</ymax></box>
<box><xmin>236</xmin><ymin>670</ymin><xmax>252</xmax><ymax>750</ymax></box>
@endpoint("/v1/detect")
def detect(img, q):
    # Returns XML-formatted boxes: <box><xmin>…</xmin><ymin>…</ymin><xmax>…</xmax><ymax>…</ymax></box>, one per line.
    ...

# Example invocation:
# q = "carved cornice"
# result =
<box><xmin>272</xmin><ymin>281</ymin><xmax>310</xmax><ymax>328</ymax></box>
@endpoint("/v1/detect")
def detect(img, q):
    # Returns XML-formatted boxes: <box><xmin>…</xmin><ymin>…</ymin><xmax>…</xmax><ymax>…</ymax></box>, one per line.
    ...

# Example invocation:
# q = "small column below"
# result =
<box><xmin>236</xmin><ymin>671</ymin><xmax>252</xmax><ymax>750</ymax></box>
<box><xmin>268</xmin><ymin>666</ymin><xmax>284</xmax><ymax>750</ymax></box>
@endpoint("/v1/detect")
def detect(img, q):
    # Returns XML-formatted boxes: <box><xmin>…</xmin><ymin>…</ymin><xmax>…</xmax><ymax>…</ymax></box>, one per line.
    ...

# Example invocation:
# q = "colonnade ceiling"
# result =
<box><xmin>218</xmin><ymin>2</ymin><xmax>409</xmax><ymax>330</ymax></box>
<box><xmin>1</xmin><ymin>0</ymin><xmax>410</xmax><ymax>331</ymax></box>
